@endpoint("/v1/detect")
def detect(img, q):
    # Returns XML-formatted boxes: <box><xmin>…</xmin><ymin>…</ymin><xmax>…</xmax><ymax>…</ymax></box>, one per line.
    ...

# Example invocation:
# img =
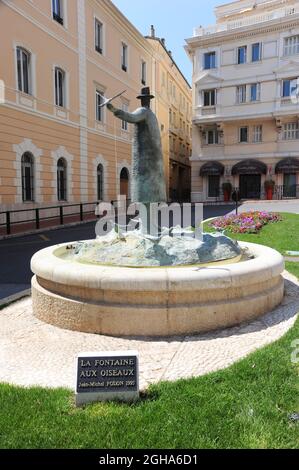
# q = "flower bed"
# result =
<box><xmin>210</xmin><ymin>211</ymin><xmax>282</xmax><ymax>234</ymax></box>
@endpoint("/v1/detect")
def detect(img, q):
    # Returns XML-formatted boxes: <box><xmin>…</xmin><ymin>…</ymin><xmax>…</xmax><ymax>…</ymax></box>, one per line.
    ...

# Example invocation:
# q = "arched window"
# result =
<box><xmin>16</xmin><ymin>47</ymin><xmax>31</xmax><ymax>94</ymax></box>
<box><xmin>57</xmin><ymin>157</ymin><xmax>67</xmax><ymax>201</ymax></box>
<box><xmin>97</xmin><ymin>164</ymin><xmax>104</xmax><ymax>201</ymax></box>
<box><xmin>120</xmin><ymin>167</ymin><xmax>129</xmax><ymax>199</ymax></box>
<box><xmin>21</xmin><ymin>152</ymin><xmax>34</xmax><ymax>201</ymax></box>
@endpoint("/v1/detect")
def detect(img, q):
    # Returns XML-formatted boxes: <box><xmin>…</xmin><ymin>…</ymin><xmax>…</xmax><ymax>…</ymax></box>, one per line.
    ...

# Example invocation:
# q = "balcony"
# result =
<box><xmin>193</xmin><ymin>5</ymin><xmax>299</xmax><ymax>37</ymax></box>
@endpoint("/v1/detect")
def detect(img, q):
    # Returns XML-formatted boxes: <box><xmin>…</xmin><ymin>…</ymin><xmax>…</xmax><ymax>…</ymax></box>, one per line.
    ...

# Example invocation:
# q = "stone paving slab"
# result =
<box><xmin>0</xmin><ymin>271</ymin><xmax>298</xmax><ymax>391</ymax></box>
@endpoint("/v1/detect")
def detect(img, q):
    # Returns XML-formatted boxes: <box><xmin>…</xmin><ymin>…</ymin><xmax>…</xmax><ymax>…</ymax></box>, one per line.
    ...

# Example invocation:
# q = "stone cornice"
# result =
<box><xmin>187</xmin><ymin>15</ymin><xmax>299</xmax><ymax>49</ymax></box>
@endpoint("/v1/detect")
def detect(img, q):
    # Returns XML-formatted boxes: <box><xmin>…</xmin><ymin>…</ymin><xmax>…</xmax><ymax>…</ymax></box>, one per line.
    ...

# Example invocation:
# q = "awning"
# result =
<box><xmin>275</xmin><ymin>158</ymin><xmax>299</xmax><ymax>174</ymax></box>
<box><xmin>199</xmin><ymin>161</ymin><xmax>224</xmax><ymax>176</ymax></box>
<box><xmin>232</xmin><ymin>159</ymin><xmax>267</xmax><ymax>175</ymax></box>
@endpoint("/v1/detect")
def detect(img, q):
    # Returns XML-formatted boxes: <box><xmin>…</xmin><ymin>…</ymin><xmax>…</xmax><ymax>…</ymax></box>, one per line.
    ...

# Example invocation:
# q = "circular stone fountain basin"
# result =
<box><xmin>31</xmin><ymin>241</ymin><xmax>284</xmax><ymax>337</ymax></box>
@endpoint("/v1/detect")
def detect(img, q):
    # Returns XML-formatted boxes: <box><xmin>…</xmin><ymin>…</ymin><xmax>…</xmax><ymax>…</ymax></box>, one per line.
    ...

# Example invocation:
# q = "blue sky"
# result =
<box><xmin>112</xmin><ymin>0</ymin><xmax>223</xmax><ymax>82</ymax></box>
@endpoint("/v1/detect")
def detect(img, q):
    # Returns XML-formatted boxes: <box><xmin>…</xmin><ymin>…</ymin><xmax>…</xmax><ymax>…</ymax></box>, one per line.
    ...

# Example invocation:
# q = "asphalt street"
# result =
<box><xmin>0</xmin><ymin>201</ymin><xmax>298</xmax><ymax>301</ymax></box>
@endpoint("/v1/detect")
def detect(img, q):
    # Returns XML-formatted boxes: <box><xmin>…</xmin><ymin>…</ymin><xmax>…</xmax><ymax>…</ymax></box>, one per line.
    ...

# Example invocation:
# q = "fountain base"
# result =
<box><xmin>31</xmin><ymin>241</ymin><xmax>284</xmax><ymax>336</ymax></box>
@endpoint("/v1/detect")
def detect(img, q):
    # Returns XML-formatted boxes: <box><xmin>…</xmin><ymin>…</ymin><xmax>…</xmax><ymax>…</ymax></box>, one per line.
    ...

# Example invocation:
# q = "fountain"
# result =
<box><xmin>31</xmin><ymin>88</ymin><xmax>284</xmax><ymax>336</ymax></box>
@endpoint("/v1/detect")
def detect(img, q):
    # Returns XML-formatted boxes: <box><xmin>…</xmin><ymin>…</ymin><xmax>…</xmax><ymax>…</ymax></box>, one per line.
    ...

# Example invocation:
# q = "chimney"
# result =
<box><xmin>161</xmin><ymin>38</ymin><xmax>165</xmax><ymax>46</ymax></box>
<box><xmin>150</xmin><ymin>25</ymin><xmax>155</xmax><ymax>38</ymax></box>
<box><xmin>168</xmin><ymin>50</ymin><xmax>172</xmax><ymax>57</ymax></box>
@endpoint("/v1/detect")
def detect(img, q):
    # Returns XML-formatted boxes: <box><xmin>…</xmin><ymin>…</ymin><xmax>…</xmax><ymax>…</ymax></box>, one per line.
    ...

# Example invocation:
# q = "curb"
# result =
<box><xmin>0</xmin><ymin>289</ymin><xmax>31</xmax><ymax>308</ymax></box>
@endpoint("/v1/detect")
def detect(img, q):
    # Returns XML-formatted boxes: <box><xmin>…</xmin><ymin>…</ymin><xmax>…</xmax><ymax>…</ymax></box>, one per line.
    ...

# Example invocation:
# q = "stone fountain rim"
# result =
<box><xmin>31</xmin><ymin>241</ymin><xmax>284</xmax><ymax>292</ymax></box>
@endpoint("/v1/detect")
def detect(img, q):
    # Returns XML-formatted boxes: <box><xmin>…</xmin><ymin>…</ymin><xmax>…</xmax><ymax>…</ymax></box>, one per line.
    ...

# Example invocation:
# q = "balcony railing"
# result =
<box><xmin>194</xmin><ymin>5</ymin><xmax>299</xmax><ymax>37</ymax></box>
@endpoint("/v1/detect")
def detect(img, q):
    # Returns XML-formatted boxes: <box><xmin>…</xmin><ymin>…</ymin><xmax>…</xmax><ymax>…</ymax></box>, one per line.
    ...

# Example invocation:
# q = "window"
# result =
<box><xmin>16</xmin><ymin>47</ymin><xmax>30</xmax><ymax>94</ymax></box>
<box><xmin>95</xmin><ymin>19</ymin><xmax>103</xmax><ymax>54</ymax></box>
<box><xmin>96</xmin><ymin>90</ymin><xmax>104</xmax><ymax>122</ymax></box>
<box><xmin>21</xmin><ymin>152</ymin><xmax>34</xmax><ymax>202</ymax></box>
<box><xmin>169</xmin><ymin>109</ymin><xmax>172</xmax><ymax>125</ymax></box>
<box><xmin>141</xmin><ymin>61</ymin><xmax>146</xmax><ymax>85</ymax></box>
<box><xmin>253</xmin><ymin>125</ymin><xmax>262</xmax><ymax>143</ymax></box>
<box><xmin>284</xmin><ymin>35</ymin><xmax>299</xmax><ymax>56</ymax></box>
<box><xmin>121</xmin><ymin>103</ymin><xmax>128</xmax><ymax>130</ymax></box>
<box><xmin>204</xmin><ymin>52</ymin><xmax>216</xmax><ymax>70</ymax></box>
<box><xmin>55</xmin><ymin>67</ymin><xmax>65</xmax><ymax>107</ymax></box>
<box><xmin>97</xmin><ymin>164</ymin><xmax>104</xmax><ymax>200</ymax></box>
<box><xmin>208</xmin><ymin>175</ymin><xmax>220</xmax><ymax>198</ymax></box>
<box><xmin>239</xmin><ymin>127</ymin><xmax>248</xmax><ymax>143</ymax></box>
<box><xmin>250</xmin><ymin>83</ymin><xmax>261</xmax><ymax>102</ymax></box>
<box><xmin>206</xmin><ymin>130</ymin><xmax>219</xmax><ymax>145</ymax></box>
<box><xmin>52</xmin><ymin>0</ymin><xmax>63</xmax><ymax>25</ymax></box>
<box><xmin>57</xmin><ymin>157</ymin><xmax>67</xmax><ymax>201</ymax></box>
<box><xmin>237</xmin><ymin>85</ymin><xmax>246</xmax><ymax>103</ymax></box>
<box><xmin>203</xmin><ymin>89</ymin><xmax>216</xmax><ymax>107</ymax></box>
<box><xmin>282</xmin><ymin>122</ymin><xmax>299</xmax><ymax>140</ymax></box>
<box><xmin>252</xmin><ymin>43</ymin><xmax>261</xmax><ymax>62</ymax></box>
<box><xmin>238</xmin><ymin>46</ymin><xmax>247</xmax><ymax>64</ymax></box>
<box><xmin>121</xmin><ymin>43</ymin><xmax>128</xmax><ymax>72</ymax></box>
<box><xmin>282</xmin><ymin>78</ymin><xmax>298</xmax><ymax>97</ymax></box>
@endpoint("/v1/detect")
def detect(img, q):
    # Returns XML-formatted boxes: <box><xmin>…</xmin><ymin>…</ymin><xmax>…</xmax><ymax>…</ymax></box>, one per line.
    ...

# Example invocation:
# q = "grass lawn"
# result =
<box><xmin>285</xmin><ymin>262</ymin><xmax>299</xmax><ymax>279</ymax></box>
<box><xmin>0</xmin><ymin>212</ymin><xmax>298</xmax><ymax>449</ymax></box>
<box><xmin>204</xmin><ymin>212</ymin><xmax>299</xmax><ymax>255</ymax></box>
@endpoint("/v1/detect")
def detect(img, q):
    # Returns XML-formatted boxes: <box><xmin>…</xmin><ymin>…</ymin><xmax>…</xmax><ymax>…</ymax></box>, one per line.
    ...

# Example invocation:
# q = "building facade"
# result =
<box><xmin>186</xmin><ymin>0</ymin><xmax>299</xmax><ymax>202</ymax></box>
<box><xmin>146</xmin><ymin>31</ymin><xmax>192</xmax><ymax>202</ymax></box>
<box><xmin>0</xmin><ymin>0</ymin><xmax>192</xmax><ymax>224</ymax></box>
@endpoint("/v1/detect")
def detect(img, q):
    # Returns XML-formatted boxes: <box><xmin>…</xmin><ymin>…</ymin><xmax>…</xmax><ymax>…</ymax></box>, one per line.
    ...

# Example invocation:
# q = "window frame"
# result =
<box><xmin>52</xmin><ymin>0</ymin><xmax>64</xmax><ymax>26</ymax></box>
<box><xmin>206</xmin><ymin>129</ymin><xmax>219</xmax><ymax>145</ymax></box>
<box><xmin>16</xmin><ymin>47</ymin><xmax>31</xmax><ymax>95</ymax></box>
<box><xmin>236</xmin><ymin>85</ymin><xmax>246</xmax><ymax>104</ymax></box>
<box><xmin>121</xmin><ymin>42</ymin><xmax>128</xmax><ymax>72</ymax></box>
<box><xmin>95</xmin><ymin>18</ymin><xmax>103</xmax><ymax>55</ymax></box>
<box><xmin>239</xmin><ymin>126</ymin><xmax>249</xmax><ymax>143</ymax></box>
<box><xmin>203</xmin><ymin>52</ymin><xmax>216</xmax><ymax>70</ymax></box>
<box><xmin>253</xmin><ymin>125</ymin><xmax>263</xmax><ymax>143</ymax></box>
<box><xmin>121</xmin><ymin>102</ymin><xmax>128</xmax><ymax>131</ymax></box>
<box><xmin>54</xmin><ymin>67</ymin><xmax>66</xmax><ymax>108</ymax></box>
<box><xmin>57</xmin><ymin>157</ymin><xmax>67</xmax><ymax>201</ymax></box>
<box><xmin>203</xmin><ymin>89</ymin><xmax>216</xmax><ymax>107</ymax></box>
<box><xmin>141</xmin><ymin>60</ymin><xmax>147</xmax><ymax>86</ymax></box>
<box><xmin>96</xmin><ymin>89</ymin><xmax>105</xmax><ymax>122</ymax></box>
<box><xmin>282</xmin><ymin>78</ymin><xmax>298</xmax><ymax>98</ymax></box>
<box><xmin>252</xmin><ymin>43</ymin><xmax>261</xmax><ymax>62</ymax></box>
<box><xmin>250</xmin><ymin>83</ymin><xmax>261</xmax><ymax>102</ymax></box>
<box><xmin>284</xmin><ymin>35</ymin><xmax>299</xmax><ymax>56</ymax></box>
<box><xmin>21</xmin><ymin>152</ymin><xmax>34</xmax><ymax>202</ymax></box>
<box><xmin>97</xmin><ymin>163</ymin><xmax>104</xmax><ymax>201</ymax></box>
<box><xmin>282</xmin><ymin>122</ymin><xmax>299</xmax><ymax>140</ymax></box>
<box><xmin>237</xmin><ymin>45</ymin><xmax>247</xmax><ymax>65</ymax></box>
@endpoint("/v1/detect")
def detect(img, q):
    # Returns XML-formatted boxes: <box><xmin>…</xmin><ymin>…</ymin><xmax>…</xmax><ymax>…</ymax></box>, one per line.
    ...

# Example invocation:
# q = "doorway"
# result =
<box><xmin>283</xmin><ymin>174</ymin><xmax>296</xmax><ymax>198</ymax></box>
<box><xmin>120</xmin><ymin>167</ymin><xmax>129</xmax><ymax>199</ymax></box>
<box><xmin>239</xmin><ymin>174</ymin><xmax>261</xmax><ymax>199</ymax></box>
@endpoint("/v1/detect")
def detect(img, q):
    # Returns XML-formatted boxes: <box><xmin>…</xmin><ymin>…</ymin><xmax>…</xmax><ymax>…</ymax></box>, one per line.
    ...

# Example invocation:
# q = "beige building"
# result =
<box><xmin>0</xmin><ymin>0</ymin><xmax>192</xmax><ymax>224</ymax></box>
<box><xmin>146</xmin><ymin>30</ymin><xmax>192</xmax><ymax>202</ymax></box>
<box><xmin>186</xmin><ymin>0</ymin><xmax>299</xmax><ymax>202</ymax></box>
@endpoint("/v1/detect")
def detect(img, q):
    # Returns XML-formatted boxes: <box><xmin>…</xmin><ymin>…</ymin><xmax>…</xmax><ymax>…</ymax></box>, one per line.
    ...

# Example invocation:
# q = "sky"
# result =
<box><xmin>112</xmin><ymin>0</ymin><xmax>224</xmax><ymax>83</ymax></box>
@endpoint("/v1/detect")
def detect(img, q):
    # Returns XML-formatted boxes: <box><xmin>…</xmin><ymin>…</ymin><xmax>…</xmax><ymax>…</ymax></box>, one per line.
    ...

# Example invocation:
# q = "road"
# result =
<box><xmin>0</xmin><ymin>201</ymin><xmax>298</xmax><ymax>301</ymax></box>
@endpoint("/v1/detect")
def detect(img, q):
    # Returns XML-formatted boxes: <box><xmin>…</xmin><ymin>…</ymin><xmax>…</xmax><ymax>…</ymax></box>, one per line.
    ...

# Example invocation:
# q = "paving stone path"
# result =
<box><xmin>0</xmin><ymin>270</ymin><xmax>298</xmax><ymax>391</ymax></box>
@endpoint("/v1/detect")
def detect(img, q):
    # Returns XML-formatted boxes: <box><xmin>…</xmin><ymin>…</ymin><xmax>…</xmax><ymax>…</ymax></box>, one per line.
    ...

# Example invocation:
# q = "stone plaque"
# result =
<box><xmin>75</xmin><ymin>350</ymin><xmax>139</xmax><ymax>406</ymax></box>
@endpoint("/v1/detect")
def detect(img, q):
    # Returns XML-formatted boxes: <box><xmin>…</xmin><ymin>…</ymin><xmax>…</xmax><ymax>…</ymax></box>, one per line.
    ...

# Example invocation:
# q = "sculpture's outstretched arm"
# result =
<box><xmin>107</xmin><ymin>103</ymin><xmax>146</xmax><ymax>123</ymax></box>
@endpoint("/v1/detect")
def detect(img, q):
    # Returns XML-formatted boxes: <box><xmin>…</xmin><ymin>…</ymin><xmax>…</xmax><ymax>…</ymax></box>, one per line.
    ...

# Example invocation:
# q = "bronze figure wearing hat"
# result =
<box><xmin>105</xmin><ymin>87</ymin><xmax>167</xmax><ymax>204</ymax></box>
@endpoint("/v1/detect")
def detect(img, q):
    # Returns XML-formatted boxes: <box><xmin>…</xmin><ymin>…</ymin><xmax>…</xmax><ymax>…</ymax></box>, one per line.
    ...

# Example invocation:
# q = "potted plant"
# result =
<box><xmin>222</xmin><ymin>182</ymin><xmax>233</xmax><ymax>202</ymax></box>
<box><xmin>264</xmin><ymin>179</ymin><xmax>275</xmax><ymax>200</ymax></box>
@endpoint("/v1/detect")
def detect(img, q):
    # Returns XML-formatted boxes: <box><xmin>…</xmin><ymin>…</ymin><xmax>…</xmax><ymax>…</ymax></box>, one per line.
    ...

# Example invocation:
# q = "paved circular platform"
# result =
<box><xmin>0</xmin><ymin>270</ymin><xmax>298</xmax><ymax>391</ymax></box>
